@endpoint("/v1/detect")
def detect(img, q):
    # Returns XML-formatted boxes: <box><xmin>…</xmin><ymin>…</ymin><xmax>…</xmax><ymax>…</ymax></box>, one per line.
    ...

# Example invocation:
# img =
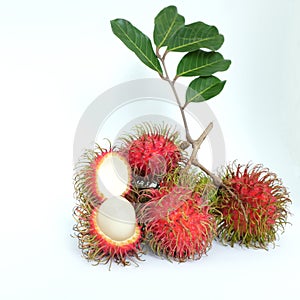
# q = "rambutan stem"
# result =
<box><xmin>156</xmin><ymin>48</ymin><xmax>215</xmax><ymax>172</ymax></box>
<box><xmin>156</xmin><ymin>48</ymin><xmax>193</xmax><ymax>144</ymax></box>
<box><xmin>181</xmin><ymin>122</ymin><xmax>213</xmax><ymax>174</ymax></box>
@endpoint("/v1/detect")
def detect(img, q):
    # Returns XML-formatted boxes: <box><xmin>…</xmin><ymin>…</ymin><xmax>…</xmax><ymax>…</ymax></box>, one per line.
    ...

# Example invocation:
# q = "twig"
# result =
<box><xmin>157</xmin><ymin>48</ymin><xmax>193</xmax><ymax>143</ymax></box>
<box><xmin>181</xmin><ymin>122</ymin><xmax>213</xmax><ymax>174</ymax></box>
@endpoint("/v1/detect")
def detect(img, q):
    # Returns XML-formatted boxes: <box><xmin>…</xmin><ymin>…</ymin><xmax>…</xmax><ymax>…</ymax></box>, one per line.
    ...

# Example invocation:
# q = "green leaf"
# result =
<box><xmin>111</xmin><ymin>18</ymin><xmax>162</xmax><ymax>74</ymax></box>
<box><xmin>177</xmin><ymin>50</ymin><xmax>231</xmax><ymax>77</ymax></box>
<box><xmin>186</xmin><ymin>76</ymin><xmax>226</xmax><ymax>103</ymax></box>
<box><xmin>153</xmin><ymin>5</ymin><xmax>185</xmax><ymax>49</ymax></box>
<box><xmin>167</xmin><ymin>22</ymin><xmax>224</xmax><ymax>52</ymax></box>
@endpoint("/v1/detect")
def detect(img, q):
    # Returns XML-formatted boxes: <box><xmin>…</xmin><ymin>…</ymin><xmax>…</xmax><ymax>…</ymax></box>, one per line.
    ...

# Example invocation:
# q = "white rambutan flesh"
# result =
<box><xmin>96</xmin><ymin>152</ymin><xmax>131</xmax><ymax>198</ymax></box>
<box><xmin>96</xmin><ymin>196</ymin><xmax>137</xmax><ymax>241</ymax></box>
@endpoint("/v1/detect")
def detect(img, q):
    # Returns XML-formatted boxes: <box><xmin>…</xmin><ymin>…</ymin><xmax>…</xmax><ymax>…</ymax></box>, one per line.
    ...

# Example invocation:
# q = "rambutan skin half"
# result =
<box><xmin>72</xmin><ymin>200</ymin><xmax>143</xmax><ymax>269</ymax></box>
<box><xmin>137</xmin><ymin>185</ymin><xmax>216</xmax><ymax>262</ymax></box>
<box><xmin>73</xmin><ymin>144</ymin><xmax>131</xmax><ymax>207</ymax></box>
<box><xmin>118</xmin><ymin>123</ymin><xmax>183</xmax><ymax>180</ymax></box>
<box><xmin>215</xmin><ymin>163</ymin><xmax>291</xmax><ymax>248</ymax></box>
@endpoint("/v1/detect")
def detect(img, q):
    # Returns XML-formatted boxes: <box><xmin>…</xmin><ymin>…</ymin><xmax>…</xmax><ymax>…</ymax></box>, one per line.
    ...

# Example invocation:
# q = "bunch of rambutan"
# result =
<box><xmin>72</xmin><ymin>123</ymin><xmax>291</xmax><ymax>269</ymax></box>
<box><xmin>72</xmin><ymin>5</ymin><xmax>291</xmax><ymax>270</ymax></box>
<box><xmin>73</xmin><ymin>124</ymin><xmax>219</xmax><ymax>268</ymax></box>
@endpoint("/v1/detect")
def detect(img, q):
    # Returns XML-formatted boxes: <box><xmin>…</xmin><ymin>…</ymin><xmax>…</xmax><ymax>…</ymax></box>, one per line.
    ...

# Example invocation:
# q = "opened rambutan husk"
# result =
<box><xmin>118</xmin><ymin>123</ymin><xmax>185</xmax><ymax>187</ymax></box>
<box><xmin>136</xmin><ymin>172</ymin><xmax>216</xmax><ymax>262</ymax></box>
<box><xmin>215</xmin><ymin>162</ymin><xmax>291</xmax><ymax>249</ymax></box>
<box><xmin>72</xmin><ymin>199</ymin><xmax>143</xmax><ymax>269</ymax></box>
<box><xmin>73</xmin><ymin>143</ymin><xmax>131</xmax><ymax>207</ymax></box>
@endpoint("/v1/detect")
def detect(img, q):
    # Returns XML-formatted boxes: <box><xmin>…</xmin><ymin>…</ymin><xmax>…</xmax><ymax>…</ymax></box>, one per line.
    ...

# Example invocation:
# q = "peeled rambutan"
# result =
<box><xmin>73</xmin><ymin>195</ymin><xmax>143</xmax><ymax>269</ymax></box>
<box><xmin>137</xmin><ymin>182</ymin><xmax>216</xmax><ymax>262</ymax></box>
<box><xmin>215</xmin><ymin>163</ymin><xmax>291</xmax><ymax>248</ymax></box>
<box><xmin>74</xmin><ymin>144</ymin><xmax>132</xmax><ymax>206</ymax></box>
<box><xmin>119</xmin><ymin>123</ymin><xmax>183</xmax><ymax>184</ymax></box>
<box><xmin>73</xmin><ymin>143</ymin><xmax>143</xmax><ymax>269</ymax></box>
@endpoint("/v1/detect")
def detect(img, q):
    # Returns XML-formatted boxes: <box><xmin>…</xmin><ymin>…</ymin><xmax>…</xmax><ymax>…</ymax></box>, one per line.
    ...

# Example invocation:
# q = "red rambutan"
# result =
<box><xmin>215</xmin><ymin>163</ymin><xmax>291</xmax><ymax>248</ymax></box>
<box><xmin>137</xmin><ymin>182</ymin><xmax>216</xmax><ymax>262</ymax></box>
<box><xmin>119</xmin><ymin>123</ymin><xmax>183</xmax><ymax>184</ymax></box>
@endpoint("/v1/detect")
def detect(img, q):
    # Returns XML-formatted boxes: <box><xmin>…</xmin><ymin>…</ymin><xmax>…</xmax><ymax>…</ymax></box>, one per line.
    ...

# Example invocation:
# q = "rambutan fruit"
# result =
<box><xmin>215</xmin><ymin>163</ymin><xmax>291</xmax><ymax>248</ymax></box>
<box><xmin>118</xmin><ymin>123</ymin><xmax>183</xmax><ymax>185</ymax></box>
<box><xmin>74</xmin><ymin>144</ymin><xmax>132</xmax><ymax>206</ymax></box>
<box><xmin>73</xmin><ymin>195</ymin><xmax>143</xmax><ymax>269</ymax></box>
<box><xmin>137</xmin><ymin>182</ymin><xmax>216</xmax><ymax>262</ymax></box>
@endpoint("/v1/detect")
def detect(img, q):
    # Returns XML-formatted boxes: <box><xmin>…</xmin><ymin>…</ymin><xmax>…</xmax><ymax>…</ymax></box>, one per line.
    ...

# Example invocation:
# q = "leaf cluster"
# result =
<box><xmin>111</xmin><ymin>5</ymin><xmax>231</xmax><ymax>104</ymax></box>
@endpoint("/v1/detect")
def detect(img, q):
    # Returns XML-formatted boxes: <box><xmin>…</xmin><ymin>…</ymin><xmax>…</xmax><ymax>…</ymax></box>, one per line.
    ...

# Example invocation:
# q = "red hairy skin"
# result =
<box><xmin>216</xmin><ymin>163</ymin><xmax>291</xmax><ymax>248</ymax></box>
<box><xmin>119</xmin><ymin>124</ymin><xmax>182</xmax><ymax>182</ymax></box>
<box><xmin>127</xmin><ymin>134</ymin><xmax>181</xmax><ymax>176</ymax></box>
<box><xmin>137</xmin><ymin>185</ymin><xmax>216</xmax><ymax>261</ymax></box>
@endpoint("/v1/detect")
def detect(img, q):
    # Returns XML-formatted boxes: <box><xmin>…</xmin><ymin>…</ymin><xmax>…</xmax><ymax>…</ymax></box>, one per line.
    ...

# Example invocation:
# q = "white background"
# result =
<box><xmin>0</xmin><ymin>0</ymin><xmax>299</xmax><ymax>299</ymax></box>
